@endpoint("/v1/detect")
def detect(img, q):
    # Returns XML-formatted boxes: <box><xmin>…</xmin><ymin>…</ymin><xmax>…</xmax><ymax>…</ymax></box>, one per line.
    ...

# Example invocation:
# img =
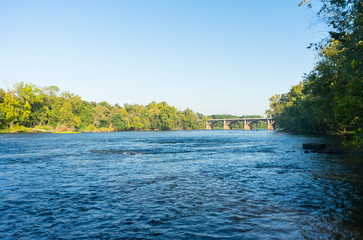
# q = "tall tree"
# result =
<box><xmin>267</xmin><ymin>0</ymin><xmax>362</xmax><ymax>145</ymax></box>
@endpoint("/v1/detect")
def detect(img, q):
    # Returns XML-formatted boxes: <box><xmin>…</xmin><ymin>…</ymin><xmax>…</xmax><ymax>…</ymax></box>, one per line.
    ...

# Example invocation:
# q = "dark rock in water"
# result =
<box><xmin>304</xmin><ymin>150</ymin><xmax>310</xmax><ymax>153</ymax></box>
<box><xmin>304</xmin><ymin>144</ymin><xmax>344</xmax><ymax>154</ymax></box>
<box><xmin>316</xmin><ymin>148</ymin><xmax>344</xmax><ymax>154</ymax></box>
<box><xmin>303</xmin><ymin>143</ymin><xmax>326</xmax><ymax>150</ymax></box>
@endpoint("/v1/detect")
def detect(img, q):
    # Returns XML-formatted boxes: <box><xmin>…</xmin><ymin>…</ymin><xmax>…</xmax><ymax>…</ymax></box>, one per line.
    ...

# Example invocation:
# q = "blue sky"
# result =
<box><xmin>0</xmin><ymin>0</ymin><xmax>326</xmax><ymax>116</ymax></box>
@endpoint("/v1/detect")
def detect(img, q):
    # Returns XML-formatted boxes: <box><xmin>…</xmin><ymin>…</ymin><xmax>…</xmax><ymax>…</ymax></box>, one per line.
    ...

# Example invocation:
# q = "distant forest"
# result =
<box><xmin>0</xmin><ymin>82</ymin><xmax>268</xmax><ymax>132</ymax></box>
<box><xmin>0</xmin><ymin>82</ymin><xmax>209</xmax><ymax>132</ymax></box>
<box><xmin>266</xmin><ymin>0</ymin><xmax>362</xmax><ymax>146</ymax></box>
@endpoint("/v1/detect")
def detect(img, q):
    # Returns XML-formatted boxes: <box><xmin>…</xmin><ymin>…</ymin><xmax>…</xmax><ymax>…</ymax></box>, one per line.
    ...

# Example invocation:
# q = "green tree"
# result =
<box><xmin>93</xmin><ymin>104</ymin><xmax>111</xmax><ymax>128</ymax></box>
<box><xmin>58</xmin><ymin>102</ymin><xmax>81</xmax><ymax>127</ymax></box>
<box><xmin>267</xmin><ymin>0</ymin><xmax>362</xmax><ymax>145</ymax></box>
<box><xmin>0</xmin><ymin>93</ymin><xmax>30</xmax><ymax>128</ymax></box>
<box><xmin>158</xmin><ymin>102</ymin><xmax>177</xmax><ymax>130</ymax></box>
<box><xmin>0</xmin><ymin>83</ymin><xmax>204</xmax><ymax>133</ymax></box>
<box><xmin>111</xmin><ymin>108</ymin><xmax>129</xmax><ymax>131</ymax></box>
<box><xmin>42</xmin><ymin>85</ymin><xmax>60</xmax><ymax>97</ymax></box>
<box><xmin>14</xmin><ymin>82</ymin><xmax>44</xmax><ymax>126</ymax></box>
<box><xmin>181</xmin><ymin>108</ymin><xmax>199</xmax><ymax>130</ymax></box>
<box><xmin>146</xmin><ymin>101</ymin><xmax>161</xmax><ymax>130</ymax></box>
<box><xmin>129</xmin><ymin>116</ymin><xmax>144</xmax><ymax>130</ymax></box>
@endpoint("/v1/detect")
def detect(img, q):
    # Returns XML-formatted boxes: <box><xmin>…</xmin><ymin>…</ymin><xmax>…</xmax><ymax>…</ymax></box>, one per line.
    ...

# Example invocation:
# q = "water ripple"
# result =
<box><xmin>0</xmin><ymin>131</ymin><xmax>362</xmax><ymax>239</ymax></box>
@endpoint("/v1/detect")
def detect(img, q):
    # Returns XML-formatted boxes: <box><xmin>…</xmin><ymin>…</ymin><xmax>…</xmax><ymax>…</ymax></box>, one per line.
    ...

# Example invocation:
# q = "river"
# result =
<box><xmin>0</xmin><ymin>130</ymin><xmax>362</xmax><ymax>239</ymax></box>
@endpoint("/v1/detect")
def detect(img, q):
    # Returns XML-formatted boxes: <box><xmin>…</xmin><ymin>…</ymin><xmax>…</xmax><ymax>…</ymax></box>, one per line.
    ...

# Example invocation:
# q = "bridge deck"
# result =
<box><xmin>205</xmin><ymin>118</ymin><xmax>274</xmax><ymax>130</ymax></box>
<box><xmin>208</xmin><ymin>118</ymin><xmax>272</xmax><ymax>121</ymax></box>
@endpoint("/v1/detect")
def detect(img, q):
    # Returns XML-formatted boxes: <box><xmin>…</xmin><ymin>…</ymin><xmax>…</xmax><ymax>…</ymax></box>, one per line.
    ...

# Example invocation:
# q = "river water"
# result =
<box><xmin>0</xmin><ymin>130</ymin><xmax>362</xmax><ymax>239</ymax></box>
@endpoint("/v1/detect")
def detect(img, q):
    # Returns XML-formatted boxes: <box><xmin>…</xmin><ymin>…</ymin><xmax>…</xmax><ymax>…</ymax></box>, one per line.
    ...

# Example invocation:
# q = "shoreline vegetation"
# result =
<box><xmin>1</xmin><ymin>2</ymin><xmax>360</xmax><ymax>148</ymax></box>
<box><xmin>0</xmin><ymin>127</ymin><xmax>270</xmax><ymax>134</ymax></box>
<box><xmin>266</xmin><ymin>0</ymin><xmax>362</xmax><ymax>147</ymax></box>
<box><xmin>0</xmin><ymin>82</ymin><xmax>267</xmax><ymax>134</ymax></box>
<box><xmin>0</xmin><ymin>82</ymin><xmax>206</xmax><ymax>133</ymax></box>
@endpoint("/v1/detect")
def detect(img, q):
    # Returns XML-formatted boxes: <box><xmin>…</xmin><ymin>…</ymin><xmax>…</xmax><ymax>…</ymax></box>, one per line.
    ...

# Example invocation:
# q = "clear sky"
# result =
<box><xmin>0</xmin><ymin>0</ymin><xmax>326</xmax><ymax>116</ymax></box>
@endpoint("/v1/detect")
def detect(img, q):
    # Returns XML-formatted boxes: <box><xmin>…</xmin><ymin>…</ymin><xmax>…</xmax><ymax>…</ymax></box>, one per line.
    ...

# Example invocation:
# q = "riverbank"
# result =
<box><xmin>275</xmin><ymin>128</ymin><xmax>362</xmax><ymax>149</ymax></box>
<box><xmin>0</xmin><ymin>125</ymin><xmax>107</xmax><ymax>134</ymax></box>
<box><xmin>0</xmin><ymin>128</ymin><xmax>121</xmax><ymax>134</ymax></box>
<box><xmin>0</xmin><ymin>126</ymin><xmax>192</xmax><ymax>134</ymax></box>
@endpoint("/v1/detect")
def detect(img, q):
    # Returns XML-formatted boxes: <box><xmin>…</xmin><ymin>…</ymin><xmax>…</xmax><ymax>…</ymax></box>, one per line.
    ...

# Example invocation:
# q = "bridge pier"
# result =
<box><xmin>205</xmin><ymin>118</ymin><xmax>274</xmax><ymax>130</ymax></box>
<box><xmin>267</xmin><ymin>119</ymin><xmax>275</xmax><ymax>130</ymax></box>
<box><xmin>223</xmin><ymin>120</ymin><xmax>231</xmax><ymax>130</ymax></box>
<box><xmin>244</xmin><ymin>120</ymin><xmax>251</xmax><ymax>130</ymax></box>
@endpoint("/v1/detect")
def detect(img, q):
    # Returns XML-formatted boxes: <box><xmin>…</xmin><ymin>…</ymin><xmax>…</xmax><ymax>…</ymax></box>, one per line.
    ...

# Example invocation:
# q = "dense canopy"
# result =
<box><xmin>0</xmin><ymin>82</ymin><xmax>207</xmax><ymax>132</ymax></box>
<box><xmin>267</xmin><ymin>0</ymin><xmax>362</xmax><ymax>145</ymax></box>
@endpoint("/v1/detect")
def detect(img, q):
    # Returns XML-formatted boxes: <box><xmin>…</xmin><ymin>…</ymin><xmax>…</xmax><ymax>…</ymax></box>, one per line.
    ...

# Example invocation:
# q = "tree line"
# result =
<box><xmin>266</xmin><ymin>0</ymin><xmax>362</xmax><ymax>145</ymax></box>
<box><xmin>0</xmin><ymin>82</ymin><xmax>208</xmax><ymax>132</ymax></box>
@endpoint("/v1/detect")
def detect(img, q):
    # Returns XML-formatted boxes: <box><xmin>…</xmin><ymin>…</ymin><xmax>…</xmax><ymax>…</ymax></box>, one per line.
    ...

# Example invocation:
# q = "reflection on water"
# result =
<box><xmin>0</xmin><ymin>130</ymin><xmax>362</xmax><ymax>239</ymax></box>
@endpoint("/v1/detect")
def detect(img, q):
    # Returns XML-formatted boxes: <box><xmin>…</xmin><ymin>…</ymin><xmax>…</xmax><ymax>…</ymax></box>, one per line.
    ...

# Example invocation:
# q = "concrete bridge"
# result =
<box><xmin>206</xmin><ymin>118</ymin><xmax>275</xmax><ymax>130</ymax></box>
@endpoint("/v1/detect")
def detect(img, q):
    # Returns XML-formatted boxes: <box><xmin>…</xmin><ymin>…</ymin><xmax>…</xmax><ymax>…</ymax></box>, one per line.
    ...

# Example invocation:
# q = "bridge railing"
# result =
<box><xmin>205</xmin><ymin>118</ymin><xmax>275</xmax><ymax>130</ymax></box>
<box><xmin>207</xmin><ymin>118</ymin><xmax>273</xmax><ymax>121</ymax></box>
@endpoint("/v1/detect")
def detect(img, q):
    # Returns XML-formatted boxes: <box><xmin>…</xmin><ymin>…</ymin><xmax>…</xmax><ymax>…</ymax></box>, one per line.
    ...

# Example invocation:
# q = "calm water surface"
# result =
<box><xmin>0</xmin><ymin>130</ymin><xmax>362</xmax><ymax>239</ymax></box>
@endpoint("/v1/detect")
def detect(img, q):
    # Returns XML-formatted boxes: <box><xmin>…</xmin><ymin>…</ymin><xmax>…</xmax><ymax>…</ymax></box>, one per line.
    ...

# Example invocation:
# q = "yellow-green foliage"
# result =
<box><xmin>0</xmin><ymin>83</ymin><xmax>204</xmax><ymax>132</ymax></box>
<box><xmin>33</xmin><ymin>125</ymin><xmax>53</xmax><ymax>131</ymax></box>
<box><xmin>84</xmin><ymin>124</ymin><xmax>98</xmax><ymax>132</ymax></box>
<box><xmin>267</xmin><ymin>0</ymin><xmax>362</xmax><ymax>146</ymax></box>
<box><xmin>12</xmin><ymin>124</ymin><xmax>31</xmax><ymax>133</ymax></box>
